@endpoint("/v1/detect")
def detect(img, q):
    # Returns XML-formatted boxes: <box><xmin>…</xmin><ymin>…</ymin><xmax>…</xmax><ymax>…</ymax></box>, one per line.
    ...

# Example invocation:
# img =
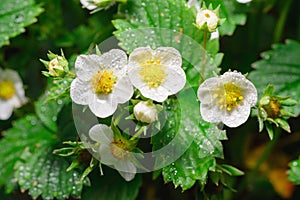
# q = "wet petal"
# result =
<box><xmin>197</xmin><ymin>77</ymin><xmax>220</xmax><ymax>103</ymax></box>
<box><xmin>153</xmin><ymin>47</ymin><xmax>182</xmax><ymax>68</ymax></box>
<box><xmin>99</xmin><ymin>49</ymin><xmax>128</xmax><ymax>76</ymax></box>
<box><xmin>163</xmin><ymin>66</ymin><xmax>186</xmax><ymax>94</ymax></box>
<box><xmin>221</xmin><ymin>104</ymin><xmax>251</xmax><ymax>128</ymax></box>
<box><xmin>139</xmin><ymin>86</ymin><xmax>169</xmax><ymax>102</ymax></box>
<box><xmin>75</xmin><ymin>55</ymin><xmax>100</xmax><ymax>82</ymax></box>
<box><xmin>89</xmin><ymin>94</ymin><xmax>118</xmax><ymax>118</ymax></box>
<box><xmin>115</xmin><ymin>160</ymin><xmax>136</xmax><ymax>181</ymax></box>
<box><xmin>128</xmin><ymin>47</ymin><xmax>153</xmax><ymax>68</ymax></box>
<box><xmin>200</xmin><ymin>103</ymin><xmax>222</xmax><ymax>123</ymax></box>
<box><xmin>127</xmin><ymin>67</ymin><xmax>147</xmax><ymax>89</ymax></box>
<box><xmin>113</xmin><ymin>76</ymin><xmax>134</xmax><ymax>104</ymax></box>
<box><xmin>70</xmin><ymin>78</ymin><xmax>93</xmax><ymax>105</ymax></box>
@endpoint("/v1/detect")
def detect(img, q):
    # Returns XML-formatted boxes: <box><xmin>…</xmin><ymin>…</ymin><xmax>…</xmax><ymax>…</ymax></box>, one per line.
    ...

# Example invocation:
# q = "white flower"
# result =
<box><xmin>70</xmin><ymin>49</ymin><xmax>133</xmax><ymax>118</ymax></box>
<box><xmin>80</xmin><ymin>0</ymin><xmax>99</xmax><ymax>10</ymax></box>
<box><xmin>236</xmin><ymin>0</ymin><xmax>252</xmax><ymax>4</ymax></box>
<box><xmin>134</xmin><ymin>101</ymin><xmax>158</xmax><ymax>123</ymax></box>
<box><xmin>0</xmin><ymin>68</ymin><xmax>27</xmax><ymax>120</ymax></box>
<box><xmin>127</xmin><ymin>47</ymin><xmax>186</xmax><ymax>102</ymax></box>
<box><xmin>197</xmin><ymin>71</ymin><xmax>257</xmax><ymax>127</ymax></box>
<box><xmin>89</xmin><ymin>124</ymin><xmax>136</xmax><ymax>181</ymax></box>
<box><xmin>196</xmin><ymin>9</ymin><xmax>219</xmax><ymax>32</ymax></box>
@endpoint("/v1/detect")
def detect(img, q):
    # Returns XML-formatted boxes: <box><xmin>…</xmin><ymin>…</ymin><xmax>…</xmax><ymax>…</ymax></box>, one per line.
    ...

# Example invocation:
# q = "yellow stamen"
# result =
<box><xmin>214</xmin><ymin>82</ymin><xmax>244</xmax><ymax>112</ymax></box>
<box><xmin>91</xmin><ymin>70</ymin><xmax>117</xmax><ymax>95</ymax></box>
<box><xmin>139</xmin><ymin>59</ymin><xmax>167</xmax><ymax>88</ymax></box>
<box><xmin>0</xmin><ymin>80</ymin><xmax>15</xmax><ymax>100</ymax></box>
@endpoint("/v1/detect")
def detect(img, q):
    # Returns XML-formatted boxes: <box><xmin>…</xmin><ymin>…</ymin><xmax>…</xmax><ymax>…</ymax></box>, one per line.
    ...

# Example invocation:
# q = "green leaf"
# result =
<box><xmin>0</xmin><ymin>115</ymin><xmax>55</xmax><ymax>190</ymax></box>
<box><xmin>82</xmin><ymin>167</ymin><xmax>142</xmax><ymax>200</ymax></box>
<box><xmin>249</xmin><ymin>40</ymin><xmax>300</xmax><ymax>115</ymax></box>
<box><xmin>113</xmin><ymin>0</ymin><xmax>221</xmax><ymax>82</ymax></box>
<box><xmin>288</xmin><ymin>157</ymin><xmax>300</xmax><ymax>185</ymax></box>
<box><xmin>152</xmin><ymin>88</ymin><xmax>227</xmax><ymax>190</ymax></box>
<box><xmin>204</xmin><ymin>0</ymin><xmax>247</xmax><ymax>35</ymax></box>
<box><xmin>15</xmin><ymin>146</ymin><xmax>84</xmax><ymax>200</ymax></box>
<box><xmin>35</xmin><ymin>89</ymin><xmax>68</xmax><ymax>132</ymax></box>
<box><xmin>0</xmin><ymin>0</ymin><xmax>43</xmax><ymax>47</ymax></box>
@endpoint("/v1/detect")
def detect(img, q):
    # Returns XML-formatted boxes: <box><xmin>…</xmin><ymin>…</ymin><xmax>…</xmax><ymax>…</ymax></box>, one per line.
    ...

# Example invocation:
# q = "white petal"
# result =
<box><xmin>80</xmin><ymin>0</ymin><xmax>97</xmax><ymax>10</ymax></box>
<box><xmin>14</xmin><ymin>83</ymin><xmax>27</xmax><ymax>105</ymax></box>
<box><xmin>6</xmin><ymin>95</ymin><xmax>22</xmax><ymax>108</ymax></box>
<box><xmin>240</xmin><ymin>81</ymin><xmax>257</xmax><ymax>107</ymax></box>
<box><xmin>221</xmin><ymin>104</ymin><xmax>251</xmax><ymax>128</ymax></box>
<box><xmin>3</xmin><ymin>69</ymin><xmax>22</xmax><ymax>83</ymax></box>
<box><xmin>153</xmin><ymin>47</ymin><xmax>182</xmax><ymax>68</ymax></box>
<box><xmin>99</xmin><ymin>49</ymin><xmax>128</xmax><ymax>76</ymax></box>
<box><xmin>162</xmin><ymin>66</ymin><xmax>186</xmax><ymax>94</ymax></box>
<box><xmin>75</xmin><ymin>54</ymin><xmax>100</xmax><ymax>82</ymax></box>
<box><xmin>128</xmin><ymin>47</ymin><xmax>153</xmax><ymax>68</ymax></box>
<box><xmin>112</xmin><ymin>77</ymin><xmax>133</xmax><ymax>104</ymax></box>
<box><xmin>200</xmin><ymin>103</ymin><xmax>223</xmax><ymax>123</ymax></box>
<box><xmin>0</xmin><ymin>101</ymin><xmax>13</xmax><ymax>120</ymax></box>
<box><xmin>89</xmin><ymin>94</ymin><xmax>118</xmax><ymax>118</ymax></box>
<box><xmin>139</xmin><ymin>86</ymin><xmax>169</xmax><ymax>102</ymax></box>
<box><xmin>115</xmin><ymin>160</ymin><xmax>136</xmax><ymax>181</ymax></box>
<box><xmin>127</xmin><ymin>67</ymin><xmax>147</xmax><ymax>89</ymax></box>
<box><xmin>118</xmin><ymin>171</ymin><xmax>136</xmax><ymax>182</ymax></box>
<box><xmin>99</xmin><ymin>144</ymin><xmax>119</xmax><ymax>166</ymax></box>
<box><xmin>197</xmin><ymin>77</ymin><xmax>220</xmax><ymax>103</ymax></box>
<box><xmin>89</xmin><ymin>124</ymin><xmax>114</xmax><ymax>144</ymax></box>
<box><xmin>70</xmin><ymin>78</ymin><xmax>93</xmax><ymax>105</ymax></box>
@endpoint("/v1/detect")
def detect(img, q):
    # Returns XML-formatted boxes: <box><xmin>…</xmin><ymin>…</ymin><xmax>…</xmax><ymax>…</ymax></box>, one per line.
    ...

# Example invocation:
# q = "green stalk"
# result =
<box><xmin>201</xmin><ymin>31</ymin><xmax>208</xmax><ymax>83</ymax></box>
<box><xmin>273</xmin><ymin>0</ymin><xmax>293</xmax><ymax>42</ymax></box>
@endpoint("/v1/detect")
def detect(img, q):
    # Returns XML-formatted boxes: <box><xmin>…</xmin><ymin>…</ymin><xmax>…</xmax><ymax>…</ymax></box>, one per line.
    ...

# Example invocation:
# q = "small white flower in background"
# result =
<box><xmin>197</xmin><ymin>71</ymin><xmax>257</xmax><ymax>128</ymax></box>
<box><xmin>70</xmin><ymin>49</ymin><xmax>133</xmax><ymax>118</ymax></box>
<box><xmin>0</xmin><ymin>68</ymin><xmax>27</xmax><ymax>120</ymax></box>
<box><xmin>134</xmin><ymin>101</ymin><xmax>158</xmax><ymax>124</ymax></box>
<box><xmin>127</xmin><ymin>47</ymin><xmax>186</xmax><ymax>102</ymax></box>
<box><xmin>236</xmin><ymin>0</ymin><xmax>252</xmax><ymax>4</ymax></box>
<box><xmin>89</xmin><ymin>124</ymin><xmax>136</xmax><ymax>181</ymax></box>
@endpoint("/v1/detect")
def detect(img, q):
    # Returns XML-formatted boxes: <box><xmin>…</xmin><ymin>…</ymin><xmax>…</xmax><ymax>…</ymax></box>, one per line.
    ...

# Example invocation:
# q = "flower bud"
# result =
<box><xmin>134</xmin><ymin>101</ymin><xmax>158</xmax><ymax>124</ymax></box>
<box><xmin>195</xmin><ymin>3</ymin><xmax>224</xmax><ymax>33</ymax></box>
<box><xmin>40</xmin><ymin>50</ymin><xmax>69</xmax><ymax>77</ymax></box>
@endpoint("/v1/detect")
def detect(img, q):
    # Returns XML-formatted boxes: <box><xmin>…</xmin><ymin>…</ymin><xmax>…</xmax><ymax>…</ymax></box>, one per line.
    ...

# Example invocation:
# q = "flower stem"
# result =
<box><xmin>130</xmin><ymin>126</ymin><xmax>146</xmax><ymax>141</ymax></box>
<box><xmin>201</xmin><ymin>31</ymin><xmax>208</xmax><ymax>83</ymax></box>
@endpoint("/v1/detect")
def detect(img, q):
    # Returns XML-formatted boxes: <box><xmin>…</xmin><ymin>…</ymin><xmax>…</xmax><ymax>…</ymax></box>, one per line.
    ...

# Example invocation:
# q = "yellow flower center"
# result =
<box><xmin>91</xmin><ymin>70</ymin><xmax>117</xmax><ymax>95</ymax></box>
<box><xmin>214</xmin><ymin>82</ymin><xmax>244</xmax><ymax>111</ymax></box>
<box><xmin>110</xmin><ymin>140</ymin><xmax>128</xmax><ymax>160</ymax></box>
<box><xmin>139</xmin><ymin>59</ymin><xmax>167</xmax><ymax>88</ymax></box>
<box><xmin>0</xmin><ymin>80</ymin><xmax>15</xmax><ymax>100</ymax></box>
